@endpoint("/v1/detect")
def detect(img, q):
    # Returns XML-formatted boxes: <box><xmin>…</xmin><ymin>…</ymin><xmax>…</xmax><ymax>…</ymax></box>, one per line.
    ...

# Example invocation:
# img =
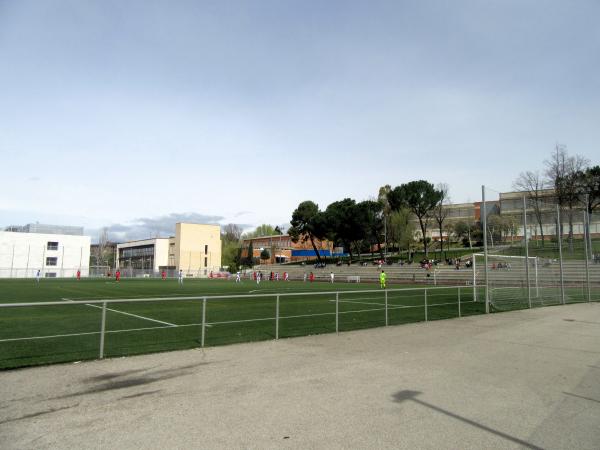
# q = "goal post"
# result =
<box><xmin>472</xmin><ymin>253</ymin><xmax>540</xmax><ymax>311</ymax></box>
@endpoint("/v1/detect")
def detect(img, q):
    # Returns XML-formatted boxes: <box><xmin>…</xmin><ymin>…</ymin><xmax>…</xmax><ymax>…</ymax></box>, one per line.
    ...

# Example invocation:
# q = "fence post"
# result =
<box><xmin>472</xmin><ymin>256</ymin><xmax>477</xmax><ymax>302</ymax></box>
<box><xmin>556</xmin><ymin>205</ymin><xmax>566</xmax><ymax>305</ymax></box>
<box><xmin>584</xmin><ymin>209</ymin><xmax>591</xmax><ymax>303</ymax></box>
<box><xmin>99</xmin><ymin>302</ymin><xmax>107</xmax><ymax>359</ymax></box>
<box><xmin>276</xmin><ymin>294</ymin><xmax>280</xmax><ymax>339</ymax></box>
<box><xmin>482</xmin><ymin>186</ymin><xmax>490</xmax><ymax>314</ymax></box>
<box><xmin>458</xmin><ymin>286</ymin><xmax>461</xmax><ymax>318</ymax></box>
<box><xmin>385</xmin><ymin>289</ymin><xmax>388</xmax><ymax>326</ymax></box>
<box><xmin>523</xmin><ymin>196</ymin><xmax>531</xmax><ymax>308</ymax></box>
<box><xmin>201</xmin><ymin>297</ymin><xmax>207</xmax><ymax>347</ymax></box>
<box><xmin>424</xmin><ymin>289</ymin><xmax>428</xmax><ymax>322</ymax></box>
<box><xmin>335</xmin><ymin>292</ymin><xmax>339</xmax><ymax>333</ymax></box>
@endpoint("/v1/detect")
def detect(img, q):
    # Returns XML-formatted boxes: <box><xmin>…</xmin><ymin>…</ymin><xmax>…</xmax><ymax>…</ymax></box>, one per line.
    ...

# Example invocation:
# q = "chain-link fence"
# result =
<box><xmin>481</xmin><ymin>185</ymin><xmax>599</xmax><ymax>313</ymax></box>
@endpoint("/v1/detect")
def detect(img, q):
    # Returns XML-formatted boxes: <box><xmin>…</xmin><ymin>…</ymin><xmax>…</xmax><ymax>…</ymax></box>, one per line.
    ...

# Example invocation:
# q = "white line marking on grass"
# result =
<box><xmin>62</xmin><ymin>298</ymin><xmax>178</xmax><ymax>327</ymax></box>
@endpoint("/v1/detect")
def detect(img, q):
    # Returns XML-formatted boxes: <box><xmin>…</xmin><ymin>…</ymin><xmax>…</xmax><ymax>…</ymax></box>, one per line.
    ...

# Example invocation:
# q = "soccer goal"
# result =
<box><xmin>472</xmin><ymin>254</ymin><xmax>542</xmax><ymax>311</ymax></box>
<box><xmin>89</xmin><ymin>266</ymin><xmax>111</xmax><ymax>277</ymax></box>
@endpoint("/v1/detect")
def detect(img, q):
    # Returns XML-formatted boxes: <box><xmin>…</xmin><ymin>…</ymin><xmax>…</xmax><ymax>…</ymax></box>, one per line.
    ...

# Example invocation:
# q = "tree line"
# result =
<box><xmin>220</xmin><ymin>146</ymin><xmax>598</xmax><ymax>269</ymax></box>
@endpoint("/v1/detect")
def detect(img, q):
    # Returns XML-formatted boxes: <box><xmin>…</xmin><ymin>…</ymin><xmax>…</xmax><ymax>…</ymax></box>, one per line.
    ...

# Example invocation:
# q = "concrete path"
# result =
<box><xmin>1</xmin><ymin>303</ymin><xmax>599</xmax><ymax>449</ymax></box>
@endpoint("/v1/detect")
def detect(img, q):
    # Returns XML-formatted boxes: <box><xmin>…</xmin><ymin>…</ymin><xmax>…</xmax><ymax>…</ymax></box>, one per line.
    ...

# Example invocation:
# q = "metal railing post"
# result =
<box><xmin>523</xmin><ymin>196</ymin><xmax>531</xmax><ymax>308</ymax></box>
<box><xmin>335</xmin><ymin>292</ymin><xmax>339</xmax><ymax>333</ymax></box>
<box><xmin>99</xmin><ymin>301</ymin><xmax>107</xmax><ymax>359</ymax></box>
<box><xmin>201</xmin><ymin>297</ymin><xmax>207</xmax><ymax>347</ymax></box>
<box><xmin>276</xmin><ymin>294</ymin><xmax>280</xmax><ymax>339</ymax></box>
<box><xmin>482</xmin><ymin>185</ymin><xmax>490</xmax><ymax>314</ymax></box>
<box><xmin>385</xmin><ymin>290</ymin><xmax>388</xmax><ymax>326</ymax></box>
<box><xmin>424</xmin><ymin>289</ymin><xmax>428</xmax><ymax>322</ymax></box>
<box><xmin>557</xmin><ymin>206</ymin><xmax>565</xmax><ymax>305</ymax></box>
<box><xmin>458</xmin><ymin>286</ymin><xmax>461</xmax><ymax>318</ymax></box>
<box><xmin>584</xmin><ymin>209</ymin><xmax>591</xmax><ymax>303</ymax></box>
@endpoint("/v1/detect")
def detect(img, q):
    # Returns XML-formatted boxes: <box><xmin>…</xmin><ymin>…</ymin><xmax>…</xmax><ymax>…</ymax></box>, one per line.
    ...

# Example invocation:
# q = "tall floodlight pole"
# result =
<box><xmin>523</xmin><ymin>196</ymin><xmax>531</xmax><ymax>308</ymax></box>
<box><xmin>482</xmin><ymin>186</ymin><xmax>490</xmax><ymax>314</ymax></box>
<box><xmin>583</xmin><ymin>206</ymin><xmax>591</xmax><ymax>303</ymax></box>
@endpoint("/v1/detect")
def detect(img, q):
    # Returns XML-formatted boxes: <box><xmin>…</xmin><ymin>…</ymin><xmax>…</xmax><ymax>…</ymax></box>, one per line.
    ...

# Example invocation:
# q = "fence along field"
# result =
<box><xmin>0</xmin><ymin>277</ymin><xmax>489</xmax><ymax>369</ymax></box>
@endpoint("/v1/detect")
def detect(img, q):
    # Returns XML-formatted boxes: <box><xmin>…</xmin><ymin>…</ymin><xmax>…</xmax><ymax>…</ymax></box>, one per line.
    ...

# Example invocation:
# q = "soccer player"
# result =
<box><xmin>303</xmin><ymin>272</ymin><xmax>307</xmax><ymax>282</ymax></box>
<box><xmin>330</xmin><ymin>272</ymin><xmax>335</xmax><ymax>283</ymax></box>
<box><xmin>380</xmin><ymin>270</ymin><xmax>387</xmax><ymax>289</ymax></box>
<box><xmin>76</xmin><ymin>269</ymin><xmax>81</xmax><ymax>280</ymax></box>
<box><xmin>309</xmin><ymin>272</ymin><xmax>314</xmax><ymax>283</ymax></box>
<box><xmin>161</xmin><ymin>270</ymin><xmax>166</xmax><ymax>280</ymax></box>
<box><xmin>236</xmin><ymin>271</ymin><xmax>241</xmax><ymax>283</ymax></box>
<box><xmin>35</xmin><ymin>269</ymin><xmax>41</xmax><ymax>283</ymax></box>
<box><xmin>115</xmin><ymin>270</ymin><xmax>121</xmax><ymax>282</ymax></box>
<box><xmin>256</xmin><ymin>271</ymin><xmax>261</xmax><ymax>284</ymax></box>
<box><xmin>283</xmin><ymin>271</ymin><xmax>288</xmax><ymax>281</ymax></box>
<box><xmin>178</xmin><ymin>269</ymin><xmax>183</xmax><ymax>285</ymax></box>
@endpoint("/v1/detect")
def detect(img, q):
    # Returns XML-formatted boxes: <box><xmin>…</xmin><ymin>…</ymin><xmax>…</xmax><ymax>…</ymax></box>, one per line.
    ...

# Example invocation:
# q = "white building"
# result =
<box><xmin>0</xmin><ymin>225</ymin><xmax>91</xmax><ymax>278</ymax></box>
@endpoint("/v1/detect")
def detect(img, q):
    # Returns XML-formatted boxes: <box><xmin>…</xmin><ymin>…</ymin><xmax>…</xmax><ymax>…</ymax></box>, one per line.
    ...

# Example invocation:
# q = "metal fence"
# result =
<box><xmin>0</xmin><ymin>285</ymin><xmax>486</xmax><ymax>369</ymax></box>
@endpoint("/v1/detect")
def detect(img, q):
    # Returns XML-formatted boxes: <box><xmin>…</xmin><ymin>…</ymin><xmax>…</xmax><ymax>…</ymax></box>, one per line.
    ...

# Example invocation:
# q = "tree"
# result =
<box><xmin>221</xmin><ymin>224</ymin><xmax>244</xmax><ymax>271</ymax></box>
<box><xmin>245</xmin><ymin>241</ymin><xmax>254</xmax><ymax>267</ymax></box>
<box><xmin>222</xmin><ymin>224</ymin><xmax>243</xmax><ymax>242</ymax></box>
<box><xmin>578</xmin><ymin>165</ymin><xmax>600</xmax><ymax>213</ymax></box>
<box><xmin>260</xmin><ymin>248</ymin><xmax>270</xmax><ymax>262</ymax></box>
<box><xmin>243</xmin><ymin>224</ymin><xmax>279</xmax><ymax>239</ymax></box>
<box><xmin>388</xmin><ymin>181</ymin><xmax>442</xmax><ymax>257</ymax></box>
<box><xmin>325</xmin><ymin>198</ymin><xmax>364</xmax><ymax>262</ymax></box>
<box><xmin>388</xmin><ymin>208</ymin><xmax>416</xmax><ymax>256</ymax></box>
<box><xmin>357</xmin><ymin>200</ymin><xmax>384</xmax><ymax>259</ymax></box>
<box><xmin>545</xmin><ymin>146</ymin><xmax>589</xmax><ymax>251</ymax></box>
<box><xmin>513</xmin><ymin>171</ymin><xmax>548</xmax><ymax>247</ymax></box>
<box><xmin>432</xmin><ymin>183</ymin><xmax>450</xmax><ymax>255</ymax></box>
<box><xmin>378</xmin><ymin>185</ymin><xmax>392</xmax><ymax>254</ymax></box>
<box><xmin>288</xmin><ymin>201</ymin><xmax>327</xmax><ymax>263</ymax></box>
<box><xmin>92</xmin><ymin>228</ymin><xmax>111</xmax><ymax>266</ymax></box>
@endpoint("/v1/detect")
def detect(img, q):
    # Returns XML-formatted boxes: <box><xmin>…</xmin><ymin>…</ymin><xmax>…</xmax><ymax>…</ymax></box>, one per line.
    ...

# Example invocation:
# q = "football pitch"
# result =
<box><xmin>0</xmin><ymin>278</ymin><xmax>489</xmax><ymax>370</ymax></box>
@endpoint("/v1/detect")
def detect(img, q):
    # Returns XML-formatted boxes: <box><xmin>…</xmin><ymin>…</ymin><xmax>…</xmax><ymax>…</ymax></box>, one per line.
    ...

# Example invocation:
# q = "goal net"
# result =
<box><xmin>472</xmin><ymin>253</ymin><xmax>549</xmax><ymax>311</ymax></box>
<box><xmin>89</xmin><ymin>266</ymin><xmax>111</xmax><ymax>277</ymax></box>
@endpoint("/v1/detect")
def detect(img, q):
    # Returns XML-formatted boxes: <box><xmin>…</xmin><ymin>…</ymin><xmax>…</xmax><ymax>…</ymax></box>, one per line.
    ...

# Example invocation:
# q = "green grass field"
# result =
<box><xmin>0</xmin><ymin>277</ymin><xmax>491</xmax><ymax>370</ymax></box>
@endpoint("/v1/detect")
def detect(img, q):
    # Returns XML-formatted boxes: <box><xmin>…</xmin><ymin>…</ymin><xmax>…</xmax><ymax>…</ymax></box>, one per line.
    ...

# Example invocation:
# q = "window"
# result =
<box><xmin>204</xmin><ymin>244</ymin><xmax>208</xmax><ymax>254</ymax></box>
<box><xmin>47</xmin><ymin>241</ymin><xmax>58</xmax><ymax>251</ymax></box>
<box><xmin>204</xmin><ymin>257</ymin><xmax>208</xmax><ymax>267</ymax></box>
<box><xmin>45</xmin><ymin>272</ymin><xmax>57</xmax><ymax>278</ymax></box>
<box><xmin>46</xmin><ymin>257</ymin><xmax>58</xmax><ymax>266</ymax></box>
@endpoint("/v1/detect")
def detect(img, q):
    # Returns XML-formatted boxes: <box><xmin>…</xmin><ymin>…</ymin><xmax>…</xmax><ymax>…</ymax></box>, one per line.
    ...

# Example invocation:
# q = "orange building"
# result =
<box><xmin>241</xmin><ymin>234</ymin><xmax>336</xmax><ymax>264</ymax></box>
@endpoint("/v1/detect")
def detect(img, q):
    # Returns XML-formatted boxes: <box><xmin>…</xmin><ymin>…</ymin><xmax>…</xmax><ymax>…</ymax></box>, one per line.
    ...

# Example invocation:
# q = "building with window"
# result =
<box><xmin>116</xmin><ymin>223</ymin><xmax>221</xmax><ymax>277</ymax></box>
<box><xmin>241</xmin><ymin>234</ymin><xmax>340</xmax><ymax>263</ymax></box>
<box><xmin>0</xmin><ymin>224</ymin><xmax>91</xmax><ymax>278</ymax></box>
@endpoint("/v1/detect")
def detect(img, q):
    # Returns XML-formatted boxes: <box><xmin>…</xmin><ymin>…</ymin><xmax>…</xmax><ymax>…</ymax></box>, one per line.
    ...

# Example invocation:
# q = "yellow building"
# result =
<box><xmin>117</xmin><ymin>223</ymin><xmax>221</xmax><ymax>277</ymax></box>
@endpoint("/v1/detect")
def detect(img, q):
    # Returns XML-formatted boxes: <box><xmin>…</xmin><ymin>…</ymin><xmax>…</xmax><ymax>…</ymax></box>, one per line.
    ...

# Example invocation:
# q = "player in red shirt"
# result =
<box><xmin>161</xmin><ymin>270</ymin><xmax>166</xmax><ymax>280</ymax></box>
<box><xmin>76</xmin><ymin>269</ymin><xmax>81</xmax><ymax>280</ymax></box>
<box><xmin>115</xmin><ymin>270</ymin><xmax>121</xmax><ymax>282</ymax></box>
<box><xmin>309</xmin><ymin>272</ymin><xmax>314</xmax><ymax>282</ymax></box>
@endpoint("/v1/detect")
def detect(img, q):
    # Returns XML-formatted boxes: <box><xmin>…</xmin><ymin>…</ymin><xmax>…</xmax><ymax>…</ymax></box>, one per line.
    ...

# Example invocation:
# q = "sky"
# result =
<box><xmin>1</xmin><ymin>0</ymin><xmax>599</xmax><ymax>242</ymax></box>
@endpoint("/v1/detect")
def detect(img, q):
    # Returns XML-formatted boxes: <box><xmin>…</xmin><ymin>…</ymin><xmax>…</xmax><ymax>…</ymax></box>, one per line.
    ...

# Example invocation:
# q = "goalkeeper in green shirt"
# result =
<box><xmin>380</xmin><ymin>270</ymin><xmax>387</xmax><ymax>289</ymax></box>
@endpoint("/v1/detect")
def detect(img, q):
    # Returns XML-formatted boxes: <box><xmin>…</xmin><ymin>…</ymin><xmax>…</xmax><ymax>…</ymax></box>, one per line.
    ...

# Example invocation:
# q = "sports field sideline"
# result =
<box><xmin>0</xmin><ymin>277</ymin><xmax>490</xmax><ymax>370</ymax></box>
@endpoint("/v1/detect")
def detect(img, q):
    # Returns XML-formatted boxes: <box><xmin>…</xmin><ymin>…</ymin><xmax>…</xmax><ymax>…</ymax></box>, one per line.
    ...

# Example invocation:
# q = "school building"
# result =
<box><xmin>0</xmin><ymin>224</ymin><xmax>91</xmax><ymax>278</ymax></box>
<box><xmin>116</xmin><ymin>223</ymin><xmax>222</xmax><ymax>277</ymax></box>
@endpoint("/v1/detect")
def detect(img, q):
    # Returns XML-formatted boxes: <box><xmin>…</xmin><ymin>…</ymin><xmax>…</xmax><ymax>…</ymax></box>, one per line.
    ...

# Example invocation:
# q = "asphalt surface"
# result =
<box><xmin>1</xmin><ymin>303</ymin><xmax>599</xmax><ymax>449</ymax></box>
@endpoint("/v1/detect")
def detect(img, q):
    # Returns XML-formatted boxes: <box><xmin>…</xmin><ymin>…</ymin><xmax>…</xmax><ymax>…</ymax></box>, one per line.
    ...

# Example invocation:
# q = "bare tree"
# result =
<box><xmin>513</xmin><ymin>171</ymin><xmax>547</xmax><ymax>247</ymax></box>
<box><xmin>432</xmin><ymin>183</ymin><xmax>450</xmax><ymax>256</ymax></box>
<box><xmin>545</xmin><ymin>145</ymin><xmax>590</xmax><ymax>251</ymax></box>
<box><xmin>93</xmin><ymin>228</ymin><xmax>109</xmax><ymax>266</ymax></box>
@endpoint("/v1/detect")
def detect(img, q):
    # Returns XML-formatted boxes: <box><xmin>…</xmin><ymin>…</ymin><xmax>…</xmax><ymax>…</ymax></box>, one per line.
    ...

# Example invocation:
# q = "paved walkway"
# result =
<box><xmin>1</xmin><ymin>303</ymin><xmax>599</xmax><ymax>449</ymax></box>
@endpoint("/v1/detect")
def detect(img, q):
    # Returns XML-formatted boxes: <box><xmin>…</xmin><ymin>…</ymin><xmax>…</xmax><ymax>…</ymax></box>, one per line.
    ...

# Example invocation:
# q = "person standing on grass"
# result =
<box><xmin>303</xmin><ymin>272</ymin><xmax>307</xmax><ymax>282</ymax></box>
<box><xmin>178</xmin><ymin>269</ymin><xmax>183</xmax><ymax>285</ymax></box>
<box><xmin>76</xmin><ymin>269</ymin><xmax>81</xmax><ymax>280</ymax></box>
<box><xmin>330</xmin><ymin>272</ymin><xmax>335</xmax><ymax>283</ymax></box>
<box><xmin>380</xmin><ymin>270</ymin><xmax>387</xmax><ymax>289</ymax></box>
<box><xmin>161</xmin><ymin>270</ymin><xmax>167</xmax><ymax>280</ymax></box>
<box><xmin>36</xmin><ymin>269</ymin><xmax>41</xmax><ymax>283</ymax></box>
<box><xmin>236</xmin><ymin>271</ymin><xmax>241</xmax><ymax>283</ymax></box>
<box><xmin>115</xmin><ymin>270</ymin><xmax>121</xmax><ymax>282</ymax></box>
<box><xmin>256</xmin><ymin>271</ymin><xmax>261</xmax><ymax>284</ymax></box>
<box><xmin>309</xmin><ymin>272</ymin><xmax>314</xmax><ymax>283</ymax></box>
